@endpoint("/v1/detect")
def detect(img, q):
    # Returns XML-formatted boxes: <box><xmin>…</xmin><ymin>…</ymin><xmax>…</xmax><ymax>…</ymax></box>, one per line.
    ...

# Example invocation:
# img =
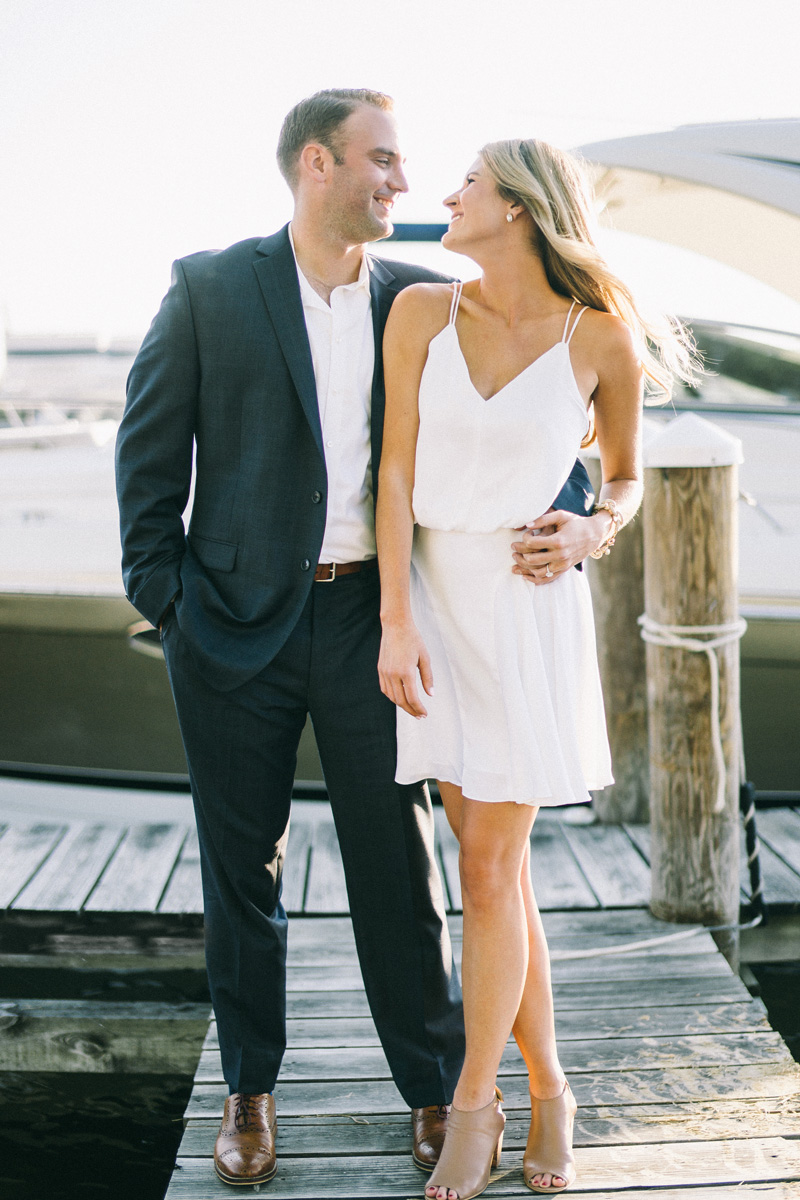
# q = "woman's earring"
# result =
<box><xmin>506</xmin><ymin>213</ymin><xmax>514</xmax><ymax>223</ymax></box>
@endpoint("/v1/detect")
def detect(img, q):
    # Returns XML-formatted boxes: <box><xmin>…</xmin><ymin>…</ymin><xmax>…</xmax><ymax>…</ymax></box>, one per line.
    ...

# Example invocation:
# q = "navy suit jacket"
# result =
<box><xmin>116</xmin><ymin>225</ymin><xmax>594</xmax><ymax>691</ymax></box>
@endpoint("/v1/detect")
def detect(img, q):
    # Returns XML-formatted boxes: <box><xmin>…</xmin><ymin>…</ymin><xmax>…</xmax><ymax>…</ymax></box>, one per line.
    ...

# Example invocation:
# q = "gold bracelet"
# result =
<box><xmin>590</xmin><ymin>499</ymin><xmax>624</xmax><ymax>559</ymax></box>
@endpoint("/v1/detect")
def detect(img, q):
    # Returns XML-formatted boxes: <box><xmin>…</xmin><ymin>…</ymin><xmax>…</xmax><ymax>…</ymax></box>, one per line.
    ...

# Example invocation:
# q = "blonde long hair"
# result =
<box><xmin>480</xmin><ymin>138</ymin><xmax>699</xmax><ymax>398</ymax></box>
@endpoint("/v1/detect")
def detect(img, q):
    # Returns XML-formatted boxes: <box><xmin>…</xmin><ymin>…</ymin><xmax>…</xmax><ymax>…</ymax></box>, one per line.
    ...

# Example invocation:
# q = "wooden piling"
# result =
<box><xmin>583</xmin><ymin>453</ymin><xmax>649</xmax><ymax>823</ymax></box>
<box><xmin>641</xmin><ymin>415</ymin><xmax>744</xmax><ymax>966</ymax></box>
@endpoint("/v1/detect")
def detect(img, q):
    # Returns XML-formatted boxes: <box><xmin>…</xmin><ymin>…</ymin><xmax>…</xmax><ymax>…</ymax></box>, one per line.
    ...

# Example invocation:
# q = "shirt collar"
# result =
<box><xmin>288</xmin><ymin>224</ymin><xmax>371</xmax><ymax>310</ymax></box>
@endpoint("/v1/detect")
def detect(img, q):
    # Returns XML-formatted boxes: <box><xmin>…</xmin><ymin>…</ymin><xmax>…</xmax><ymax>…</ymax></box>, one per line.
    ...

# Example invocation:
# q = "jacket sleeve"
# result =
<box><xmin>553</xmin><ymin>457</ymin><xmax>595</xmax><ymax>571</ymax></box>
<box><xmin>115</xmin><ymin>260</ymin><xmax>199</xmax><ymax>626</ymax></box>
<box><xmin>553</xmin><ymin>457</ymin><xmax>595</xmax><ymax>517</ymax></box>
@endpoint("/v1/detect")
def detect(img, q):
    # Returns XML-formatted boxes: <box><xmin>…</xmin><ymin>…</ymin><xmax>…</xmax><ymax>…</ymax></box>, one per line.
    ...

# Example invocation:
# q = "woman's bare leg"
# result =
<box><xmin>427</xmin><ymin>780</ymin><xmax>535</xmax><ymax>1199</ymax></box>
<box><xmin>512</xmin><ymin>838</ymin><xmax>566</xmax><ymax>1097</ymax></box>
<box><xmin>512</xmin><ymin>834</ymin><xmax>571</xmax><ymax>1189</ymax></box>
<box><xmin>437</xmin><ymin>789</ymin><xmax>569</xmax><ymax>1194</ymax></box>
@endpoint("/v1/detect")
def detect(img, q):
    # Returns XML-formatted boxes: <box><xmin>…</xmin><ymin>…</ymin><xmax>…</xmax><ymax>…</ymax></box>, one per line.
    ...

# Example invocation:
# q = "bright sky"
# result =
<box><xmin>1</xmin><ymin>0</ymin><xmax>799</xmax><ymax>337</ymax></box>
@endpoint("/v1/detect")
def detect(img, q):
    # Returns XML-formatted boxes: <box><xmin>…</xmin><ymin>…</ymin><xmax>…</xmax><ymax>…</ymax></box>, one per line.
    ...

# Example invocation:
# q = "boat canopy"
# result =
<box><xmin>579</xmin><ymin>120</ymin><xmax>800</xmax><ymax>305</ymax></box>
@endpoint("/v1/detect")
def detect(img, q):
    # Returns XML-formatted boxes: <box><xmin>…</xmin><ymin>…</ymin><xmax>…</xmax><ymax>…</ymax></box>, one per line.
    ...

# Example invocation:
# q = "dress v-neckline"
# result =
<box><xmin>446</xmin><ymin>323</ymin><xmax>567</xmax><ymax>403</ymax></box>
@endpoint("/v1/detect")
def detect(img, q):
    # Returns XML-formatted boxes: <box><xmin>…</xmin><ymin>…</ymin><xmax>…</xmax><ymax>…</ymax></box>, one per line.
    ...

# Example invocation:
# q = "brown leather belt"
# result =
<box><xmin>314</xmin><ymin>558</ymin><xmax>377</xmax><ymax>583</ymax></box>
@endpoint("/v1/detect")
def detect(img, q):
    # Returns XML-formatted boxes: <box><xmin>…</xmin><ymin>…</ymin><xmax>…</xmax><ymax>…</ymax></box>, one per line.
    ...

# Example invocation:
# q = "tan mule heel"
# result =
<box><xmin>523</xmin><ymin>1079</ymin><xmax>577</xmax><ymax>1194</ymax></box>
<box><xmin>424</xmin><ymin>1086</ymin><xmax>504</xmax><ymax>1200</ymax></box>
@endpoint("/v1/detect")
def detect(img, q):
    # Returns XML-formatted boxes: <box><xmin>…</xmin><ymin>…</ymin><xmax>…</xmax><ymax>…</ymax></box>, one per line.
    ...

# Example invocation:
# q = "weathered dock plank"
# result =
<box><xmin>165</xmin><ymin>1136</ymin><xmax>800</xmax><ymax>1197</ymax></box>
<box><xmin>0</xmin><ymin>822</ymin><xmax>66</xmax><ymax>907</ymax></box>
<box><xmin>159</xmin><ymin>826</ymin><xmax>204</xmax><ymax>915</ymax></box>
<box><xmin>193</xmin><ymin>1029</ymin><xmax>790</xmax><ymax>1085</ymax></box>
<box><xmin>275</xmin><ymin>974</ymin><xmax>751</xmax><ymax>1018</ymax></box>
<box><xmin>744</xmin><ymin>835</ymin><xmax>800</xmax><ymax>905</ymax></box>
<box><xmin>529</xmin><ymin>819</ymin><xmax>601</xmax><ymax>910</ymax></box>
<box><xmin>559</xmin><ymin>822</ymin><xmax>651</xmax><ymax>907</ymax></box>
<box><xmin>0</xmin><ymin>998</ymin><xmax>209</xmax><ymax>1073</ymax></box>
<box><xmin>289</xmin><ymin>910</ymin><xmax>674</xmax><ymax>948</ymax></box>
<box><xmin>179</xmin><ymin>1096</ymin><xmax>800</xmax><ymax>1155</ymax></box>
<box><xmin>184</xmin><ymin>1061</ymin><xmax>800</xmax><ymax>1120</ymax></box>
<box><xmin>281</xmin><ymin>817</ymin><xmax>313</xmax><ymax>914</ymax></box>
<box><xmin>202</xmin><ymin>998</ymin><xmax>770</xmax><ymax>1049</ymax></box>
<box><xmin>274</xmin><ymin>949</ymin><xmax>734</xmax><ymax>993</ymax></box>
<box><xmin>84</xmin><ymin>822</ymin><xmax>190</xmax><ymax>912</ymax></box>
<box><xmin>303</xmin><ymin>818</ymin><xmax>349</xmax><ymax>914</ymax></box>
<box><xmin>757</xmin><ymin>807</ymin><xmax>800</xmax><ymax>879</ymax></box>
<box><xmin>11</xmin><ymin>823</ymin><xmax>124</xmax><ymax>910</ymax></box>
<box><xmin>282</xmin><ymin>914</ymin><xmax>720</xmax><ymax>962</ymax></box>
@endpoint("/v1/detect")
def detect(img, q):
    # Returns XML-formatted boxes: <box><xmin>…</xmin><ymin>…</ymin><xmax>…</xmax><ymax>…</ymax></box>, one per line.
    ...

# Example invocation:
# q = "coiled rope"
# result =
<box><xmin>637</xmin><ymin>614</ymin><xmax>748</xmax><ymax>814</ymax></box>
<box><xmin>550</xmin><ymin>605</ymin><xmax>765</xmax><ymax>961</ymax></box>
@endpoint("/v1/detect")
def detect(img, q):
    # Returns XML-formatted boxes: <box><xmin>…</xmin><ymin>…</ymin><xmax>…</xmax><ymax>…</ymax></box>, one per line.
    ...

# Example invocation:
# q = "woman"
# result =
<box><xmin>376</xmin><ymin>139</ymin><xmax>694</xmax><ymax>1200</ymax></box>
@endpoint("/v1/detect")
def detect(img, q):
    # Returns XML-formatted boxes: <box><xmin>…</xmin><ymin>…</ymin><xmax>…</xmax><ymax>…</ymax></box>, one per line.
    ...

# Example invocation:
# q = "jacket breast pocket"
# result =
<box><xmin>190</xmin><ymin>533</ymin><xmax>238</xmax><ymax>572</ymax></box>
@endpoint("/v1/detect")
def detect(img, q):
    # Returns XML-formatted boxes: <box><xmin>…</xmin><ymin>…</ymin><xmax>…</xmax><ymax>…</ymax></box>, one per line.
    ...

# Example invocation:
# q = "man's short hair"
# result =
<box><xmin>277</xmin><ymin>88</ymin><xmax>394</xmax><ymax>190</ymax></box>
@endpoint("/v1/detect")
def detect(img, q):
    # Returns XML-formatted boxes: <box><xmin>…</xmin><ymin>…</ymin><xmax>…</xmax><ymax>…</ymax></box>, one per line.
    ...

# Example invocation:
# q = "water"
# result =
<box><xmin>0</xmin><ymin>968</ymin><xmax>209</xmax><ymax>1200</ymax></box>
<box><xmin>0</xmin><ymin>1072</ymin><xmax>193</xmax><ymax>1200</ymax></box>
<box><xmin>751</xmin><ymin>962</ymin><xmax>800</xmax><ymax>1064</ymax></box>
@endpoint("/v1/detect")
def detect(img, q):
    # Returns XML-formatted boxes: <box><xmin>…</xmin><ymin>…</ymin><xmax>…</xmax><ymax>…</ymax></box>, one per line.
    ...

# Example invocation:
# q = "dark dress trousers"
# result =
<box><xmin>115</xmin><ymin>225</ymin><xmax>594</xmax><ymax>1102</ymax></box>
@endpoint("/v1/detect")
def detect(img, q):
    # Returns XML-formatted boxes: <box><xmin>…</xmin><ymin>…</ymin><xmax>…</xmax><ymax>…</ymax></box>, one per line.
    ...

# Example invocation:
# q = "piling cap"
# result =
<box><xmin>643</xmin><ymin>412</ymin><xmax>744</xmax><ymax>468</ymax></box>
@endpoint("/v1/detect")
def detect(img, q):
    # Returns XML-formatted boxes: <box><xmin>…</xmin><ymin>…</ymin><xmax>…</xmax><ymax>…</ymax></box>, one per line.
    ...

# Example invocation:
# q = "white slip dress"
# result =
<box><xmin>394</xmin><ymin>284</ymin><xmax>614</xmax><ymax>806</ymax></box>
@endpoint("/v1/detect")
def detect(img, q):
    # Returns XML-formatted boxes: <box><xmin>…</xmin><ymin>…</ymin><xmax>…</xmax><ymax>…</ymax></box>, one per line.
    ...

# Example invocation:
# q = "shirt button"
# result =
<box><xmin>300</xmin><ymin>559</ymin><xmax>311</xmax><ymax>571</ymax></box>
<box><xmin>326</xmin><ymin>439</ymin><xmax>333</xmax><ymax>447</ymax></box>
<box><xmin>312</xmin><ymin>491</ymin><xmax>322</xmax><ymax>504</ymax></box>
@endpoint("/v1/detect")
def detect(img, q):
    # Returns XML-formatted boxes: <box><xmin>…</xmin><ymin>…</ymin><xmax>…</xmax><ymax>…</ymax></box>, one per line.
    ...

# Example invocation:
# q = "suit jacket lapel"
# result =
<box><xmin>368</xmin><ymin>256</ymin><xmax>399</xmax><ymax>502</ymax></box>
<box><xmin>252</xmin><ymin>227</ymin><xmax>324</xmax><ymax>461</ymax></box>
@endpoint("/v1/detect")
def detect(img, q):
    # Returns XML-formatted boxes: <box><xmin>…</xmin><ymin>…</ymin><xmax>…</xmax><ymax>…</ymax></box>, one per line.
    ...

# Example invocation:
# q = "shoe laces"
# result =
<box><xmin>233</xmin><ymin>1093</ymin><xmax>264</xmax><ymax>1129</ymax></box>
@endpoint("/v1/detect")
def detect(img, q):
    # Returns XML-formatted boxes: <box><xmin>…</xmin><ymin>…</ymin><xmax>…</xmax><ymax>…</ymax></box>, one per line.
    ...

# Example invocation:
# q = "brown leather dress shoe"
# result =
<box><xmin>412</xmin><ymin>1104</ymin><xmax>450</xmax><ymax>1171</ymax></box>
<box><xmin>214</xmin><ymin>1092</ymin><xmax>277</xmax><ymax>1185</ymax></box>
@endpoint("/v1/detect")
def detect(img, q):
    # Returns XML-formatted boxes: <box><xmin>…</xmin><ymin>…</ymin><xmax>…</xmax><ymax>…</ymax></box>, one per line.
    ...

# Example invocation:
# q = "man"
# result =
<box><xmin>116</xmin><ymin>88</ymin><xmax>600</xmax><ymax>1186</ymax></box>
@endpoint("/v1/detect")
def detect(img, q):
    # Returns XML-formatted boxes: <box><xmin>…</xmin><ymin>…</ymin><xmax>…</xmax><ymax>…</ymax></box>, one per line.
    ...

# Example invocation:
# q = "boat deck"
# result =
<box><xmin>3</xmin><ymin>799</ymin><xmax>800</xmax><ymax>918</ymax></box>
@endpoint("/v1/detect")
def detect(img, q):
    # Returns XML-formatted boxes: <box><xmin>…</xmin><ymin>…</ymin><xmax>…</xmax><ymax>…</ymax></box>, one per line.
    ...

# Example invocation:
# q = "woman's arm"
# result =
<box><xmin>512</xmin><ymin>312</ymin><xmax>644</xmax><ymax>581</ymax></box>
<box><xmin>587</xmin><ymin>313</ymin><xmax>645</xmax><ymax>532</ymax></box>
<box><xmin>376</xmin><ymin>285</ymin><xmax>447</xmax><ymax>718</ymax></box>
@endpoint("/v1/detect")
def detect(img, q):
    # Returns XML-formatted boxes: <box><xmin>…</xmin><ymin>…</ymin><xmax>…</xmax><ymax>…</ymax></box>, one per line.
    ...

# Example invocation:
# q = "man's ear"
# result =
<box><xmin>297</xmin><ymin>142</ymin><xmax>333</xmax><ymax>187</ymax></box>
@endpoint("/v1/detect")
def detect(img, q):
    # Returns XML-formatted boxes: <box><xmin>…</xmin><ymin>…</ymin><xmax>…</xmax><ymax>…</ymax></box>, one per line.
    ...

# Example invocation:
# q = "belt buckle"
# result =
<box><xmin>317</xmin><ymin>562</ymin><xmax>337</xmax><ymax>583</ymax></box>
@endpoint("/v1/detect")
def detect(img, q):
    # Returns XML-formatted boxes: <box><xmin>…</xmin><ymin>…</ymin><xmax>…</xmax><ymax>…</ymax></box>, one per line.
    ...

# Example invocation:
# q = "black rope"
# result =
<box><xmin>740</xmin><ymin>780</ymin><xmax>767</xmax><ymax>927</ymax></box>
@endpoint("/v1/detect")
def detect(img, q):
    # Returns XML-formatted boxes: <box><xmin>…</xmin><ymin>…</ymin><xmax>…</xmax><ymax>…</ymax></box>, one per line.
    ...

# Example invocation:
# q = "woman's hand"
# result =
<box><xmin>378</xmin><ymin>622</ymin><xmax>434</xmax><ymax>718</ymax></box>
<box><xmin>511</xmin><ymin>508</ymin><xmax>610</xmax><ymax>583</ymax></box>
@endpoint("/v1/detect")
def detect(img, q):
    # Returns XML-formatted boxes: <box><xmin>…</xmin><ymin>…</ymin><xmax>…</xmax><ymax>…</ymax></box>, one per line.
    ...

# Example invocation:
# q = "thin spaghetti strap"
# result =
<box><xmin>448</xmin><ymin>281</ymin><xmax>463</xmax><ymax>325</ymax></box>
<box><xmin>564</xmin><ymin>305</ymin><xmax>588</xmax><ymax>346</ymax></box>
<box><xmin>561</xmin><ymin>300</ymin><xmax>577</xmax><ymax>342</ymax></box>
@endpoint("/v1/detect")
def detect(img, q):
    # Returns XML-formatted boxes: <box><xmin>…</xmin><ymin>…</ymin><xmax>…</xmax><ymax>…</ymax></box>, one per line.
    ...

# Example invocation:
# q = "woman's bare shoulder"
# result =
<box><xmin>387</xmin><ymin>282</ymin><xmax>455</xmax><ymax>334</ymax></box>
<box><xmin>578</xmin><ymin>308</ymin><xmax>638</xmax><ymax>355</ymax></box>
<box><xmin>576</xmin><ymin>308</ymin><xmax>641</xmax><ymax>380</ymax></box>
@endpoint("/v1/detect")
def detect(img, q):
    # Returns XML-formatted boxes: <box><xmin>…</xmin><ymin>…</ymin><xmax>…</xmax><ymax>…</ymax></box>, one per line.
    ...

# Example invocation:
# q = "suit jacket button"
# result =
<box><xmin>300</xmin><ymin>559</ymin><xmax>311</xmax><ymax>571</ymax></box>
<box><xmin>311</xmin><ymin>491</ymin><xmax>322</xmax><ymax>504</ymax></box>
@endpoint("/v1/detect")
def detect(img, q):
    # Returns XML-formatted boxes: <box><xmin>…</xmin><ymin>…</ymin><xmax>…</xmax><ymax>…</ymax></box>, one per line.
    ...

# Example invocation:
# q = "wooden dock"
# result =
<box><xmin>167</xmin><ymin>910</ymin><xmax>800</xmax><ymax>1199</ymax></box>
<box><xmin>2</xmin><ymin>794</ymin><xmax>800</xmax><ymax>1196</ymax></box>
<box><xmin>4</xmin><ymin>800</ymin><xmax>800</xmax><ymax>919</ymax></box>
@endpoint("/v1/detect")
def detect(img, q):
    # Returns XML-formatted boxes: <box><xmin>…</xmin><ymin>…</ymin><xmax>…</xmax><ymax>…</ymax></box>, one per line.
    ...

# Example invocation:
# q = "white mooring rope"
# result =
<box><xmin>548</xmin><ymin>912</ymin><xmax>762</xmax><ymax>962</ymax></box>
<box><xmin>638</xmin><ymin>614</ymin><xmax>747</xmax><ymax>814</ymax></box>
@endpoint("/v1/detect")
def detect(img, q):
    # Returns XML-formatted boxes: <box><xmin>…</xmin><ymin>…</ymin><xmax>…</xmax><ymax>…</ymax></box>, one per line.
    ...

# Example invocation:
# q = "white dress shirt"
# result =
<box><xmin>289</xmin><ymin>226</ymin><xmax>376</xmax><ymax>564</ymax></box>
